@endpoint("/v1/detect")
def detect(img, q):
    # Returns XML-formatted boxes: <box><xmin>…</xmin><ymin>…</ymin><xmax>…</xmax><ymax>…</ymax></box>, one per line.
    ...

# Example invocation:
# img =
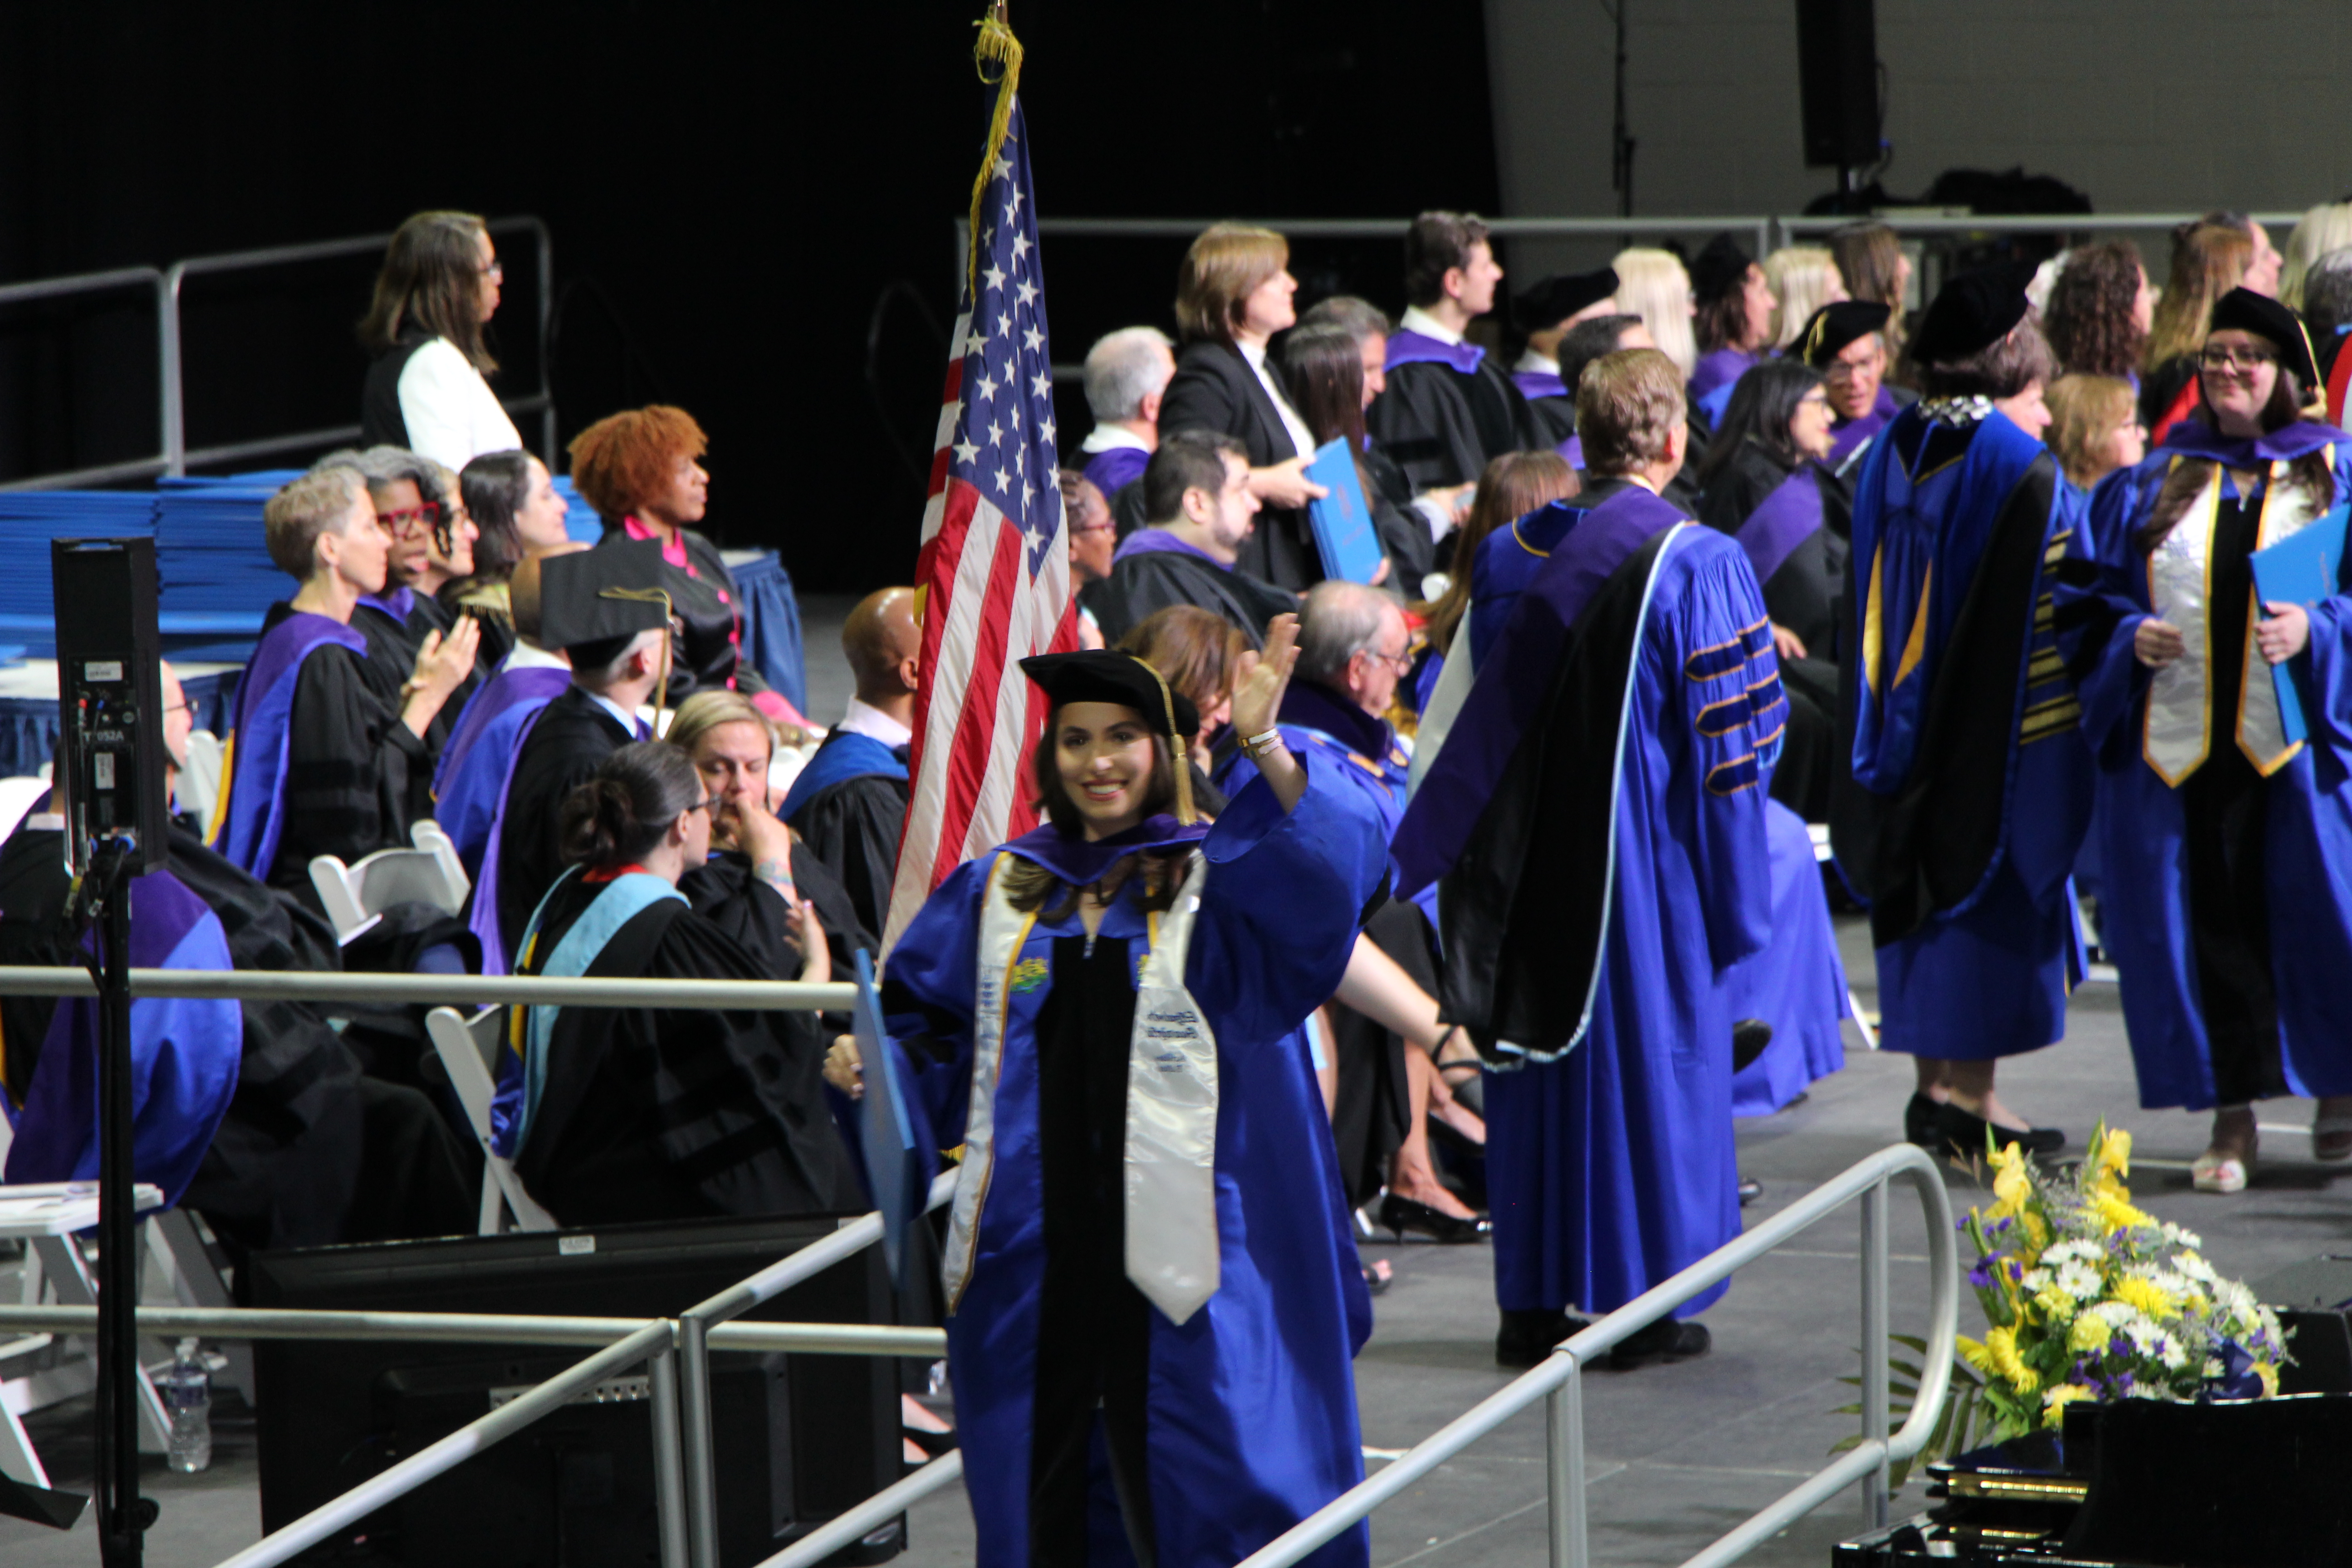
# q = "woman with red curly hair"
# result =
<box><xmin>568</xmin><ymin>406</ymin><xmax>802</xmax><ymax>725</ymax></box>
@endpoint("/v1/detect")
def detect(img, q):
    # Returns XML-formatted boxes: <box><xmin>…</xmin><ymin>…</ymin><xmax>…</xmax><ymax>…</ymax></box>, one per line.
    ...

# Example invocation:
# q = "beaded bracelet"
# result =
<box><xmin>1240</xmin><ymin>728</ymin><xmax>1283</xmax><ymax>760</ymax></box>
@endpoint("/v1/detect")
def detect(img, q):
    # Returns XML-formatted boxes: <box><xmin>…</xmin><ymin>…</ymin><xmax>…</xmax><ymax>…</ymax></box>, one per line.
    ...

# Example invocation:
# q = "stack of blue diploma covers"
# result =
<box><xmin>853</xmin><ymin>950</ymin><xmax>927</xmax><ymax>1293</ymax></box>
<box><xmin>1303</xmin><ymin>438</ymin><xmax>1386</xmax><ymax>585</ymax></box>
<box><xmin>2249</xmin><ymin>502</ymin><xmax>2351</xmax><ymax>746</ymax></box>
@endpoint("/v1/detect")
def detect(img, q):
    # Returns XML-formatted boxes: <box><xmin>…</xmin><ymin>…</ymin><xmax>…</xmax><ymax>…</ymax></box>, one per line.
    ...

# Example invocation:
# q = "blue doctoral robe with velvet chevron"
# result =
<box><xmin>432</xmin><ymin>661</ymin><xmax>573</xmax><ymax>879</ymax></box>
<box><xmin>3</xmin><ymin>867</ymin><xmax>241</xmax><ymax>1206</ymax></box>
<box><xmin>211</xmin><ymin>608</ymin><xmax>368</xmax><ymax>880</ymax></box>
<box><xmin>2054</xmin><ymin>423</ymin><xmax>2352</xmax><ymax>1108</ymax></box>
<box><xmin>882</xmin><ymin>760</ymin><xmax>1387</xmax><ymax>1568</ymax></box>
<box><xmin>1395</xmin><ymin>486</ymin><xmax>1778</xmax><ymax>1318</ymax></box>
<box><xmin>1838</xmin><ymin>406</ymin><xmax>2094</xmax><ymax>1059</ymax></box>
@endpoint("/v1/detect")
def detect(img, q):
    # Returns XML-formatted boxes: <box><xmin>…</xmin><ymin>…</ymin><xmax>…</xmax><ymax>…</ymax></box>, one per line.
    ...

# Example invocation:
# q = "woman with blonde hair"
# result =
<box><xmin>1156</xmin><ymin>223</ymin><xmax>1329</xmax><ymax>589</ymax></box>
<box><xmin>1608</xmin><ymin>247</ymin><xmax>1698</xmax><ymax>378</ymax></box>
<box><xmin>2281</xmin><ymin>201</ymin><xmax>2352</xmax><ymax>309</ymax></box>
<box><xmin>1763</xmin><ymin>245</ymin><xmax>1847</xmax><ymax>350</ymax></box>
<box><xmin>2044</xmin><ymin>374</ymin><xmax>2146</xmax><ymax>492</ymax></box>
<box><xmin>2141</xmin><ymin>221</ymin><xmax>2254</xmax><ymax>438</ymax></box>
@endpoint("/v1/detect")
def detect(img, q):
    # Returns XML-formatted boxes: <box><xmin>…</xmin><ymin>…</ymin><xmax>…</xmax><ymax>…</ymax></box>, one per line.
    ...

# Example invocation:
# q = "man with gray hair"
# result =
<box><xmin>2303</xmin><ymin>248</ymin><xmax>2352</xmax><ymax>405</ymax></box>
<box><xmin>1078</xmin><ymin>326</ymin><xmax>1175</xmax><ymax>519</ymax></box>
<box><xmin>1220</xmin><ymin>582</ymin><xmax>1490</xmax><ymax>1239</ymax></box>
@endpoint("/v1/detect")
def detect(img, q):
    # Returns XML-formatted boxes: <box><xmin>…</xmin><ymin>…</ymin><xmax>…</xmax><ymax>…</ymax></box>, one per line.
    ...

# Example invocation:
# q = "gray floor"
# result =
<box><xmin>6</xmin><ymin>608</ymin><xmax>2351</xmax><ymax>1564</ymax></box>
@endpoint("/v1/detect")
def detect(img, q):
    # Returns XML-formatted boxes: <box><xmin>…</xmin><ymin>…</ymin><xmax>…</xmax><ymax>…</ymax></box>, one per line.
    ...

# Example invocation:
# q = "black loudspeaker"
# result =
<box><xmin>249</xmin><ymin>1213</ymin><xmax>904</xmax><ymax>1567</ymax></box>
<box><xmin>1794</xmin><ymin>0</ymin><xmax>1879</xmax><ymax>170</ymax></box>
<box><xmin>2249</xmin><ymin>1254</ymin><xmax>2352</xmax><ymax>1394</ymax></box>
<box><xmin>51</xmin><ymin>537</ymin><xmax>168</xmax><ymax>872</ymax></box>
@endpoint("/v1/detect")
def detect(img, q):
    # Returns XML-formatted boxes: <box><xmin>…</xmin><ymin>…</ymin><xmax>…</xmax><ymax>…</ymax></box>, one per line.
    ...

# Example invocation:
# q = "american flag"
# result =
<box><xmin>881</xmin><ymin>88</ymin><xmax>1077</xmax><ymax>951</ymax></box>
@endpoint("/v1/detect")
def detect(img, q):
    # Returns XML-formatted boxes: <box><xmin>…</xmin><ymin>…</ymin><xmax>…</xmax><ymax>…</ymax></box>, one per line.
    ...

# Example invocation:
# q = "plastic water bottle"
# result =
<box><xmin>159</xmin><ymin>1338</ymin><xmax>211</xmax><ymax>1474</ymax></box>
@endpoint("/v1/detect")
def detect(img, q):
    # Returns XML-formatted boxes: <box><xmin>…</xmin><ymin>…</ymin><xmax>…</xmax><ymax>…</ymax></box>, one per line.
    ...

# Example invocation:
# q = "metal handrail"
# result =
<box><xmin>1238</xmin><ymin>1142</ymin><xmax>1958</xmax><ymax>1568</ymax></box>
<box><xmin>161</xmin><ymin>214</ymin><xmax>558</xmax><ymax>477</ymax></box>
<box><xmin>214</xmin><ymin>1318</ymin><xmax>676</xmax><ymax>1568</ymax></box>
<box><xmin>764</xmin><ymin>1451</ymin><xmax>965</xmax><ymax>1568</ymax></box>
<box><xmin>0</xmin><ymin>266</ymin><xmax>175</xmax><ymax>493</ymax></box>
<box><xmin>0</xmin><ymin>1303</ymin><xmax>945</xmax><ymax>1359</ymax></box>
<box><xmin>676</xmin><ymin>1167</ymin><xmax>960</xmax><ymax>1568</ymax></box>
<box><xmin>0</xmin><ymin>964</ymin><xmax>854</xmax><ymax>1012</ymax></box>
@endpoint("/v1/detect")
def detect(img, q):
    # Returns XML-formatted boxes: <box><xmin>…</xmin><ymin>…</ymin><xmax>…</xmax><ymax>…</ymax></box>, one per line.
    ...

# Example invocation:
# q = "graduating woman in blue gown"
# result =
<box><xmin>2053</xmin><ymin>288</ymin><xmax>2352</xmax><ymax>1192</ymax></box>
<box><xmin>859</xmin><ymin>627</ymin><xmax>1388</xmax><ymax>1568</ymax></box>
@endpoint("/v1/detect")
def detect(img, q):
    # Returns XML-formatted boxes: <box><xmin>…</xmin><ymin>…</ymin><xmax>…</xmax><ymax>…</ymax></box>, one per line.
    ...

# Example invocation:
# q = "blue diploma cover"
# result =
<box><xmin>852</xmin><ymin>949</ymin><xmax>923</xmax><ymax>1291</ymax></box>
<box><xmin>2249</xmin><ymin>504</ymin><xmax>2351</xmax><ymax>746</ymax></box>
<box><xmin>1303</xmin><ymin>438</ymin><xmax>1386</xmax><ymax>585</ymax></box>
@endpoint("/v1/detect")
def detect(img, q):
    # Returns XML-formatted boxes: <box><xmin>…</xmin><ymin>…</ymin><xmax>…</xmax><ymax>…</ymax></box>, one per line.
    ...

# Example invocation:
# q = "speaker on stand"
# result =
<box><xmin>1795</xmin><ymin>0</ymin><xmax>1881</xmax><ymax>203</ymax></box>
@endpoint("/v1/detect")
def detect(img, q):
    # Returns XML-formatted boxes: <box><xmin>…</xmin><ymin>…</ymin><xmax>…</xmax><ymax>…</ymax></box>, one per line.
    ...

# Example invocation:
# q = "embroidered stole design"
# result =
<box><xmin>944</xmin><ymin>851</ymin><xmax>1221</xmax><ymax>1324</ymax></box>
<box><xmin>2144</xmin><ymin>452</ymin><xmax>2331</xmax><ymax>783</ymax></box>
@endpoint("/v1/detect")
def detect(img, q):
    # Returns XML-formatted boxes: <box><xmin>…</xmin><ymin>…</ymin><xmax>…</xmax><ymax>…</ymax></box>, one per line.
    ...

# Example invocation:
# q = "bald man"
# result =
<box><xmin>781</xmin><ymin>587</ymin><xmax>917</xmax><ymax>937</ymax></box>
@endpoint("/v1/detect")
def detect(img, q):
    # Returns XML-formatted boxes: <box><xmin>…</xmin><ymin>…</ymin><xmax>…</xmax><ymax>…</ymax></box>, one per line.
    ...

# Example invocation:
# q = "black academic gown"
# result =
<box><xmin>1086</xmin><ymin>548</ymin><xmax>1299</xmax><ymax>648</ymax></box>
<box><xmin>511</xmin><ymin>868</ymin><xmax>856</xmax><ymax>1225</ymax></box>
<box><xmin>160</xmin><ymin>827</ymin><xmax>476</xmax><ymax>1249</ymax></box>
<box><xmin>353</xmin><ymin>589</ymin><xmax>488</xmax><ymax>761</ymax></box>
<box><xmin>260</xmin><ymin>602</ymin><xmax>436</xmax><ymax>906</ymax></box>
<box><xmin>1366</xmin><ymin>357</ymin><xmax>1541</xmax><ymax>493</ymax></box>
<box><xmin>783</xmin><ymin>735</ymin><xmax>910</xmax><ymax>945</ymax></box>
<box><xmin>494</xmin><ymin>685</ymin><xmax>636</xmax><ymax>956</ymax></box>
<box><xmin>683</xmin><ymin>843</ymin><xmax>877</xmax><ymax>979</ymax></box>
<box><xmin>1524</xmin><ymin>392</ymin><xmax>1577</xmax><ymax>448</ymax></box>
<box><xmin>1157</xmin><ymin>340</ymin><xmax>1320</xmax><ymax>590</ymax></box>
<box><xmin>595</xmin><ymin>524</ymin><xmax>775</xmax><ymax>708</ymax></box>
<box><xmin>1700</xmin><ymin>439</ymin><xmax>1847</xmax><ymax>822</ymax></box>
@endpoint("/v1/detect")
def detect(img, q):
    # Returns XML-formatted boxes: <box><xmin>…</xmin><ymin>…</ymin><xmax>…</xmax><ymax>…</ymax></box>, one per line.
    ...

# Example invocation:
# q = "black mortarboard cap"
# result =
<box><xmin>1690</xmin><ymin>233</ymin><xmax>1754</xmax><ymax>305</ymax></box>
<box><xmin>1512</xmin><ymin>268</ymin><xmax>1619</xmax><ymax>334</ymax></box>
<box><xmin>538</xmin><ymin>538</ymin><xmax>672</xmax><ymax>654</ymax></box>
<box><xmin>1797</xmin><ymin>300</ymin><xmax>1894</xmax><ymax>368</ymax></box>
<box><xmin>2209</xmin><ymin>286</ymin><xmax>2320</xmax><ymax>389</ymax></box>
<box><xmin>1911</xmin><ymin>262</ymin><xmax>2037</xmax><ymax>366</ymax></box>
<box><xmin>1019</xmin><ymin>649</ymin><xmax>1202</xmax><ymax>823</ymax></box>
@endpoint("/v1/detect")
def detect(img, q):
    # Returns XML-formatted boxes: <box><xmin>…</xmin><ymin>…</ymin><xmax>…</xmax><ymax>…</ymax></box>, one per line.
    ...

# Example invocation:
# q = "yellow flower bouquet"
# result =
<box><xmin>1954</xmin><ymin>1124</ymin><xmax>2285</xmax><ymax>1440</ymax></box>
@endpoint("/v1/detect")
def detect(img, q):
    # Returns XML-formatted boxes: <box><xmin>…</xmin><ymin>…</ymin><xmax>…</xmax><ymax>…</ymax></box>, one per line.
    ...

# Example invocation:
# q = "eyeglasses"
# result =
<box><xmin>1823</xmin><ymin>358</ymin><xmax>1880</xmax><ymax>383</ymax></box>
<box><xmin>2199</xmin><ymin>345</ymin><xmax>2278</xmax><ymax>372</ymax></box>
<box><xmin>481</xmin><ymin>260</ymin><xmax>504</xmax><ymax>281</ymax></box>
<box><xmin>1364</xmin><ymin>646</ymin><xmax>1413</xmax><ymax>675</ymax></box>
<box><xmin>377</xmin><ymin>502</ymin><xmax>443</xmax><ymax>536</ymax></box>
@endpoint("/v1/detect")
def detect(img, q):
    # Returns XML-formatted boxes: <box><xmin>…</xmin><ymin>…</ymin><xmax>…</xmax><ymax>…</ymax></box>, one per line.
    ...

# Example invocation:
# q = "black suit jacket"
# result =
<box><xmin>1157</xmin><ymin>339</ymin><xmax>1319</xmax><ymax>591</ymax></box>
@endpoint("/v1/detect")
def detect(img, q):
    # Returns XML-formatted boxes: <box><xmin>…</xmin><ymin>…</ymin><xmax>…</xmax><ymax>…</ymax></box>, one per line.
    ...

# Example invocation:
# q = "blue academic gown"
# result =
<box><xmin>884</xmin><ymin>762</ymin><xmax>1387</xmax><ymax>1568</ymax></box>
<box><xmin>1841</xmin><ymin>407</ymin><xmax>2094</xmax><ymax>1060</ymax></box>
<box><xmin>4</xmin><ymin>868</ymin><xmax>241</xmax><ymax>1206</ymax></box>
<box><xmin>431</xmin><ymin>660</ymin><xmax>573</xmax><ymax>879</ymax></box>
<box><xmin>1728</xmin><ymin>800</ymin><xmax>1849</xmax><ymax>1116</ymax></box>
<box><xmin>1397</xmin><ymin>489</ymin><xmax>1778</xmax><ymax>1319</ymax></box>
<box><xmin>2055</xmin><ymin>421</ymin><xmax>2352</xmax><ymax>1108</ymax></box>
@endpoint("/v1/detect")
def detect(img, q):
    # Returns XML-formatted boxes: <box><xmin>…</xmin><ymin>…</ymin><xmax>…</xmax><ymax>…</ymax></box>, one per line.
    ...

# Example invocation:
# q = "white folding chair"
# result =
<box><xmin>1809</xmin><ymin>823</ymin><xmax>1879</xmax><ymax>1049</ymax></box>
<box><xmin>309</xmin><ymin>819</ymin><xmax>472</xmax><ymax>946</ymax></box>
<box><xmin>425</xmin><ymin>1005</ymin><xmax>556</xmax><ymax>1234</ymax></box>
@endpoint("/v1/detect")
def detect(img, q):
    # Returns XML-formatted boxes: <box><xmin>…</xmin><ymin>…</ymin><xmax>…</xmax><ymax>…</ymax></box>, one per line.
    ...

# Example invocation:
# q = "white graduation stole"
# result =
<box><xmin>2143</xmin><ymin>451</ymin><xmax>2331</xmax><ymax>784</ymax></box>
<box><xmin>942</xmin><ymin>851</ymin><xmax>1222</xmax><ymax>1325</ymax></box>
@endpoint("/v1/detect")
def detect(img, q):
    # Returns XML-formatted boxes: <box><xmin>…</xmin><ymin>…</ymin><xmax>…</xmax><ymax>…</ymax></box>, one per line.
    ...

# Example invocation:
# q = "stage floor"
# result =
<box><xmin>6</xmin><ymin>612</ymin><xmax>2352</xmax><ymax>1564</ymax></box>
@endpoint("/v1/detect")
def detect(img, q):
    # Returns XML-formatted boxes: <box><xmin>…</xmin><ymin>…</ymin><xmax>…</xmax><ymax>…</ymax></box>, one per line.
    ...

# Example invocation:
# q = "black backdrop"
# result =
<box><xmin>0</xmin><ymin>1</ymin><xmax>1495</xmax><ymax>593</ymax></box>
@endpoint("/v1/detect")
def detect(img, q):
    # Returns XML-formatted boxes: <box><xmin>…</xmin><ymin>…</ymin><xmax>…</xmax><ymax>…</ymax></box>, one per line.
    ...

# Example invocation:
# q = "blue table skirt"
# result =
<box><xmin>728</xmin><ymin>550</ymin><xmax>807</xmax><ymax>715</ymax></box>
<box><xmin>0</xmin><ymin>668</ymin><xmax>239</xmax><ymax>779</ymax></box>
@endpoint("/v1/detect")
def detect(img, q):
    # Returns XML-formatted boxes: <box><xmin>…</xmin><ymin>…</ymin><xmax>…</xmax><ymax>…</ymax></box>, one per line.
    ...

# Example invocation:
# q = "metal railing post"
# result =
<box><xmin>679</xmin><ymin>1311</ymin><xmax>720</xmax><ymax>1568</ymax></box>
<box><xmin>533</xmin><ymin>218</ymin><xmax>558</xmax><ymax>467</ymax></box>
<box><xmin>1859</xmin><ymin>1176</ymin><xmax>1891</xmax><ymax>1528</ymax></box>
<box><xmin>158</xmin><ymin>270</ymin><xmax>185</xmax><ymax>478</ymax></box>
<box><xmin>1546</xmin><ymin>1352</ymin><xmax>1588</xmax><ymax>1568</ymax></box>
<box><xmin>650</xmin><ymin>1338</ymin><xmax>689</xmax><ymax>1568</ymax></box>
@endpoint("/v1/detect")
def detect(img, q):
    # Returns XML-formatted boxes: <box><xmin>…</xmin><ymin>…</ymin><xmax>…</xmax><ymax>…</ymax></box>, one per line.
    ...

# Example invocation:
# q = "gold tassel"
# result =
<box><xmin>1130</xmin><ymin>654</ymin><xmax>1196</xmax><ymax>826</ymax></box>
<box><xmin>600</xmin><ymin>585</ymin><xmax>675</xmax><ymax>738</ymax></box>
<box><xmin>964</xmin><ymin>8</ymin><xmax>1025</xmax><ymax>303</ymax></box>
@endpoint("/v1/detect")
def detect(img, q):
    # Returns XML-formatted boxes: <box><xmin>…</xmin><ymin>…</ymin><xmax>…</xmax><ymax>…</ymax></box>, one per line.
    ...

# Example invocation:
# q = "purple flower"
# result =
<box><xmin>2009</xmin><ymin>1260</ymin><xmax>2025</xmax><ymax>1283</ymax></box>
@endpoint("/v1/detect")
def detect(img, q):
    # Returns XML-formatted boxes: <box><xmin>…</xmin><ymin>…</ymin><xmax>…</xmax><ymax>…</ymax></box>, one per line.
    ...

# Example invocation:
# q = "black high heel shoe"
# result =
<box><xmin>1379</xmin><ymin>1192</ymin><xmax>1490</xmax><ymax>1244</ymax></box>
<box><xmin>1931</xmin><ymin>1100</ymin><xmax>2064</xmax><ymax>1157</ymax></box>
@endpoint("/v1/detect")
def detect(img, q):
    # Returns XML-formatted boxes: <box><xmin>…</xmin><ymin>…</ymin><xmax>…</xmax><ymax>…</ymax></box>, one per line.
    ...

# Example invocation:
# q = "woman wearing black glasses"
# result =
<box><xmin>496</xmin><ymin>740</ymin><xmax>853</xmax><ymax>1225</ymax></box>
<box><xmin>2056</xmin><ymin>289</ymin><xmax>2352</xmax><ymax>1193</ymax></box>
<box><xmin>359</xmin><ymin>211</ymin><xmax>522</xmax><ymax>470</ymax></box>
